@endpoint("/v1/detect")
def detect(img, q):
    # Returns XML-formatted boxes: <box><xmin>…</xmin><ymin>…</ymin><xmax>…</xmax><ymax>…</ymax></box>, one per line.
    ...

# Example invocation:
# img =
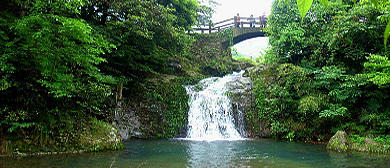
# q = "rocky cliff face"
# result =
<box><xmin>114</xmin><ymin>70</ymin><xmax>261</xmax><ymax>140</ymax></box>
<box><xmin>225</xmin><ymin>72</ymin><xmax>253</xmax><ymax>137</ymax></box>
<box><xmin>226</xmin><ymin>69</ymin><xmax>272</xmax><ymax>138</ymax></box>
<box><xmin>114</xmin><ymin>75</ymin><xmax>190</xmax><ymax>140</ymax></box>
<box><xmin>112</xmin><ymin>34</ymin><xmax>256</xmax><ymax>140</ymax></box>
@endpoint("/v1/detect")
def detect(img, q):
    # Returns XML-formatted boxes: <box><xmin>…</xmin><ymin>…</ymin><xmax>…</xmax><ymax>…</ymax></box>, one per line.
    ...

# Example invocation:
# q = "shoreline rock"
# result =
<box><xmin>327</xmin><ymin>130</ymin><xmax>389</xmax><ymax>154</ymax></box>
<box><xmin>327</xmin><ymin>130</ymin><xmax>351</xmax><ymax>152</ymax></box>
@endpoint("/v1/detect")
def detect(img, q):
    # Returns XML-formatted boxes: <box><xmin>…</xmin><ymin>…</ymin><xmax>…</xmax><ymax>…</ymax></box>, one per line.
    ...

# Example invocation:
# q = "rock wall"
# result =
<box><xmin>225</xmin><ymin>73</ymin><xmax>253</xmax><ymax>137</ymax></box>
<box><xmin>189</xmin><ymin>34</ymin><xmax>248</xmax><ymax>76</ymax></box>
<box><xmin>114</xmin><ymin>75</ymin><xmax>190</xmax><ymax>139</ymax></box>
<box><xmin>113</xmin><ymin>33</ymin><xmax>254</xmax><ymax>140</ymax></box>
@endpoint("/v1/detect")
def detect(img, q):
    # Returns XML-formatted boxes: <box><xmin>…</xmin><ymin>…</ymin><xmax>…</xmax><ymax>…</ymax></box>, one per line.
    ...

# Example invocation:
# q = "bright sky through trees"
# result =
<box><xmin>211</xmin><ymin>0</ymin><xmax>272</xmax><ymax>22</ymax></box>
<box><xmin>210</xmin><ymin>0</ymin><xmax>272</xmax><ymax>58</ymax></box>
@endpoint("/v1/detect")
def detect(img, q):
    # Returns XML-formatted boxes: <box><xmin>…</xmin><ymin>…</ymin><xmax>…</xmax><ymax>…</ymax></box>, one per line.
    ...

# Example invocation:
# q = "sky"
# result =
<box><xmin>211</xmin><ymin>0</ymin><xmax>273</xmax><ymax>22</ymax></box>
<box><xmin>233</xmin><ymin>37</ymin><xmax>269</xmax><ymax>58</ymax></box>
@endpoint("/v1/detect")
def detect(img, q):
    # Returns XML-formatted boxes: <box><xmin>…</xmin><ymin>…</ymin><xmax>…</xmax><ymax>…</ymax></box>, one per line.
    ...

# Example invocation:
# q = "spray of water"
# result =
<box><xmin>184</xmin><ymin>71</ymin><xmax>246</xmax><ymax>141</ymax></box>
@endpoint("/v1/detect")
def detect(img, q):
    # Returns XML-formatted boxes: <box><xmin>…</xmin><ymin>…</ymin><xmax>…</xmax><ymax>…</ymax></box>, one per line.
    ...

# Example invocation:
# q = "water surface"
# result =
<box><xmin>2</xmin><ymin>139</ymin><xmax>389</xmax><ymax>168</ymax></box>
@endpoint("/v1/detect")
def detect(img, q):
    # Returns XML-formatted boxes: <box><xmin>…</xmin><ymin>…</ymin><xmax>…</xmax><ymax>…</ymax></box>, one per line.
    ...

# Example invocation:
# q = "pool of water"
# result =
<box><xmin>1</xmin><ymin>139</ymin><xmax>390</xmax><ymax>168</ymax></box>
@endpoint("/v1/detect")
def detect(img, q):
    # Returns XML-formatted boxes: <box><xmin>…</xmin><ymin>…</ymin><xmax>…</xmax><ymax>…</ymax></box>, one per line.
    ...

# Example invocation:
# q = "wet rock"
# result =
<box><xmin>225</xmin><ymin>72</ymin><xmax>253</xmax><ymax>137</ymax></box>
<box><xmin>327</xmin><ymin>130</ymin><xmax>351</xmax><ymax>152</ymax></box>
<box><xmin>115</xmin><ymin>75</ymin><xmax>190</xmax><ymax>139</ymax></box>
<box><xmin>114</xmin><ymin>112</ymin><xmax>143</xmax><ymax>140</ymax></box>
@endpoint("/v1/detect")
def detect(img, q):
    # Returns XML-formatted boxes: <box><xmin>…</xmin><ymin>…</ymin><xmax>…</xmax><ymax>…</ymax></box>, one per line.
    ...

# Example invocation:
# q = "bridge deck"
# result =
<box><xmin>193</xmin><ymin>16</ymin><xmax>267</xmax><ymax>47</ymax></box>
<box><xmin>232</xmin><ymin>27</ymin><xmax>262</xmax><ymax>37</ymax></box>
<box><xmin>193</xmin><ymin>16</ymin><xmax>266</xmax><ymax>34</ymax></box>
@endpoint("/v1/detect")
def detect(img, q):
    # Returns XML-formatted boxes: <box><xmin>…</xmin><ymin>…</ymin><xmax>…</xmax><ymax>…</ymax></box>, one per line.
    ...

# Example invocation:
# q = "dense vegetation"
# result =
<box><xmin>249</xmin><ymin>0</ymin><xmax>390</xmax><ymax>145</ymax></box>
<box><xmin>0</xmin><ymin>0</ymin><xmax>228</xmax><ymax>154</ymax></box>
<box><xmin>3</xmin><ymin>0</ymin><xmax>389</xmax><ymax>155</ymax></box>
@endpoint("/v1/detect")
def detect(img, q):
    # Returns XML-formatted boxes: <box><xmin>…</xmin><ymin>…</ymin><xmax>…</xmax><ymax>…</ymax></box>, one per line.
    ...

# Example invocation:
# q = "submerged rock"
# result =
<box><xmin>327</xmin><ymin>131</ymin><xmax>351</xmax><ymax>152</ymax></box>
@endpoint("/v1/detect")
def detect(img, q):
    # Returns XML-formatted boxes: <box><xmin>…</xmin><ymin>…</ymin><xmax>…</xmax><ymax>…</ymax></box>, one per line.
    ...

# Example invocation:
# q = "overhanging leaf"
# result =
<box><xmin>297</xmin><ymin>0</ymin><xmax>313</xmax><ymax>21</ymax></box>
<box><xmin>318</xmin><ymin>0</ymin><xmax>328</xmax><ymax>8</ymax></box>
<box><xmin>370</xmin><ymin>0</ymin><xmax>379</xmax><ymax>8</ymax></box>
<box><xmin>385</xmin><ymin>20</ymin><xmax>390</xmax><ymax>51</ymax></box>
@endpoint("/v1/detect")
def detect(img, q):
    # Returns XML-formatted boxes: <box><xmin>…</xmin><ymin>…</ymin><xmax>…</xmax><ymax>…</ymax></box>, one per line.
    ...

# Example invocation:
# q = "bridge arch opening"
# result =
<box><xmin>232</xmin><ymin>37</ymin><xmax>269</xmax><ymax>60</ymax></box>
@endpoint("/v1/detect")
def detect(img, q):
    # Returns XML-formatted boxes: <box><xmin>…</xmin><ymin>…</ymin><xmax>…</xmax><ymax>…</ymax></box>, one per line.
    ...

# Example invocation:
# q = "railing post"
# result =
<box><xmin>218</xmin><ymin>27</ymin><xmax>220</xmax><ymax>32</ymax></box>
<box><xmin>201</xmin><ymin>29</ymin><xmax>204</xmax><ymax>34</ymax></box>
<box><xmin>234</xmin><ymin>16</ymin><xmax>237</xmax><ymax>28</ymax></box>
<box><xmin>209</xmin><ymin>22</ymin><xmax>212</xmax><ymax>34</ymax></box>
<box><xmin>259</xmin><ymin>16</ymin><xmax>262</xmax><ymax>28</ymax></box>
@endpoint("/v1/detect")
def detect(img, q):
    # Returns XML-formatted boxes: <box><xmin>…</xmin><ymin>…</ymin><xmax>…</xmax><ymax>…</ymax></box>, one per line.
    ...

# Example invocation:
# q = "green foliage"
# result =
<box><xmin>12</xmin><ymin>14</ymin><xmax>114</xmax><ymax>98</ymax></box>
<box><xmin>252</xmin><ymin>64</ymin><xmax>319</xmax><ymax>139</ymax></box>
<box><xmin>97</xmin><ymin>0</ymin><xmax>195</xmax><ymax>80</ymax></box>
<box><xmin>349</xmin><ymin>134</ymin><xmax>390</xmax><ymax>153</ymax></box>
<box><xmin>0</xmin><ymin>0</ymin><xmax>206</xmax><ymax>154</ymax></box>
<box><xmin>362</xmin><ymin>54</ymin><xmax>390</xmax><ymax>87</ymax></box>
<box><xmin>326</xmin><ymin>4</ymin><xmax>385</xmax><ymax>71</ymax></box>
<box><xmin>136</xmin><ymin>80</ymin><xmax>189</xmax><ymax>139</ymax></box>
<box><xmin>204</xmin><ymin>56</ymin><xmax>233</xmax><ymax>75</ymax></box>
<box><xmin>217</xmin><ymin>28</ymin><xmax>233</xmax><ymax>46</ymax></box>
<box><xmin>159</xmin><ymin>83</ymin><xmax>189</xmax><ymax>138</ymax></box>
<box><xmin>234</xmin><ymin>57</ymin><xmax>257</xmax><ymax>65</ymax></box>
<box><xmin>157</xmin><ymin>0</ymin><xmax>199</xmax><ymax>30</ymax></box>
<box><xmin>250</xmin><ymin>0</ymin><xmax>390</xmax><ymax>142</ymax></box>
<box><xmin>318</xmin><ymin>0</ymin><xmax>329</xmax><ymax>7</ymax></box>
<box><xmin>298</xmin><ymin>94</ymin><xmax>327</xmax><ymax>115</ymax></box>
<box><xmin>385</xmin><ymin>20</ymin><xmax>390</xmax><ymax>50</ymax></box>
<box><xmin>196</xmin><ymin>0</ymin><xmax>219</xmax><ymax>27</ymax></box>
<box><xmin>32</xmin><ymin>0</ymin><xmax>84</xmax><ymax>16</ymax></box>
<box><xmin>319</xmin><ymin>104</ymin><xmax>347</xmax><ymax>119</ymax></box>
<box><xmin>291</xmin><ymin>0</ymin><xmax>390</xmax><ymax>49</ymax></box>
<box><xmin>267</xmin><ymin>0</ymin><xmax>338</xmax><ymax>65</ymax></box>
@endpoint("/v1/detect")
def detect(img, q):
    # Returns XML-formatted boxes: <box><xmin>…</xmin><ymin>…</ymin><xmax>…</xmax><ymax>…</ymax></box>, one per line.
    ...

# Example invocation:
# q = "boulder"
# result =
<box><xmin>327</xmin><ymin>130</ymin><xmax>351</xmax><ymax>152</ymax></box>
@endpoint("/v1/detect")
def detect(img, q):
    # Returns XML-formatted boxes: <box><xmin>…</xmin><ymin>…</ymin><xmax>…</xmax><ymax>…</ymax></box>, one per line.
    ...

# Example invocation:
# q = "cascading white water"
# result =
<box><xmin>185</xmin><ymin>71</ymin><xmax>246</xmax><ymax>141</ymax></box>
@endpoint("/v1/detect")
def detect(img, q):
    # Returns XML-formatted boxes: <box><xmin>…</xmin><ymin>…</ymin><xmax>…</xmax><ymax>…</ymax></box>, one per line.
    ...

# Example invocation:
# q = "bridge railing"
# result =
<box><xmin>193</xmin><ymin>16</ymin><xmax>267</xmax><ymax>34</ymax></box>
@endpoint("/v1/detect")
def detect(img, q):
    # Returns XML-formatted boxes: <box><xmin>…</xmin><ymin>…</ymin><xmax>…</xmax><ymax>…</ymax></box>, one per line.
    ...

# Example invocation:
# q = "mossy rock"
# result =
<box><xmin>327</xmin><ymin>130</ymin><xmax>351</xmax><ymax>152</ymax></box>
<box><xmin>350</xmin><ymin>137</ymin><xmax>388</xmax><ymax>153</ymax></box>
<box><xmin>79</xmin><ymin>119</ymin><xmax>123</xmax><ymax>152</ymax></box>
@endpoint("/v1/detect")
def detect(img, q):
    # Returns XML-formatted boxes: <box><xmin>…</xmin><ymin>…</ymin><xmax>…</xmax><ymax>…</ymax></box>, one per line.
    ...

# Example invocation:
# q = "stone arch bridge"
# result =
<box><xmin>193</xmin><ymin>16</ymin><xmax>266</xmax><ymax>47</ymax></box>
<box><xmin>189</xmin><ymin>16</ymin><xmax>267</xmax><ymax>75</ymax></box>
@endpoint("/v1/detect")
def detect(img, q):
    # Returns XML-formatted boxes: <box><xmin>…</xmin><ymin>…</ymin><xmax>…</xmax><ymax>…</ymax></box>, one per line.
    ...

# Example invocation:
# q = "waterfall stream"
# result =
<box><xmin>185</xmin><ymin>71</ymin><xmax>247</xmax><ymax>141</ymax></box>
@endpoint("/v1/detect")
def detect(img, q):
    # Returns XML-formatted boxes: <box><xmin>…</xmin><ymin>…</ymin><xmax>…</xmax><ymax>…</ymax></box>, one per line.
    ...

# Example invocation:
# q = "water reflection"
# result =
<box><xmin>186</xmin><ymin>140</ymin><xmax>247</xmax><ymax>167</ymax></box>
<box><xmin>1</xmin><ymin>139</ymin><xmax>390</xmax><ymax>168</ymax></box>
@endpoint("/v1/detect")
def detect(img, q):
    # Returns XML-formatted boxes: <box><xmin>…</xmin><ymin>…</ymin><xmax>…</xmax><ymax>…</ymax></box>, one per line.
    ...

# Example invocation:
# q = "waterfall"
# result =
<box><xmin>185</xmin><ymin>71</ymin><xmax>247</xmax><ymax>141</ymax></box>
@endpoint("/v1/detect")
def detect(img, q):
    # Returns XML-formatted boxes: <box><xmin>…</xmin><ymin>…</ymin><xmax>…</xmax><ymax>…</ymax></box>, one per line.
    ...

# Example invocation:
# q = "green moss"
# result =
<box><xmin>327</xmin><ymin>131</ymin><xmax>351</xmax><ymax>152</ymax></box>
<box><xmin>174</xmin><ymin>76</ymin><xmax>206</xmax><ymax>85</ymax></box>
<box><xmin>2</xmin><ymin>118</ymin><xmax>123</xmax><ymax>156</ymax></box>
<box><xmin>79</xmin><ymin>118</ymin><xmax>124</xmax><ymax>152</ymax></box>
<box><xmin>154</xmin><ymin>82</ymin><xmax>189</xmax><ymax>138</ymax></box>
<box><xmin>349</xmin><ymin>135</ymin><xmax>390</xmax><ymax>153</ymax></box>
<box><xmin>328</xmin><ymin>131</ymin><xmax>390</xmax><ymax>154</ymax></box>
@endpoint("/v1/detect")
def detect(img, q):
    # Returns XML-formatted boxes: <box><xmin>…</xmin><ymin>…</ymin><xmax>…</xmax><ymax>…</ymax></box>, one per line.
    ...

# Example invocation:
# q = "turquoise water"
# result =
<box><xmin>1</xmin><ymin>139</ymin><xmax>389</xmax><ymax>168</ymax></box>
